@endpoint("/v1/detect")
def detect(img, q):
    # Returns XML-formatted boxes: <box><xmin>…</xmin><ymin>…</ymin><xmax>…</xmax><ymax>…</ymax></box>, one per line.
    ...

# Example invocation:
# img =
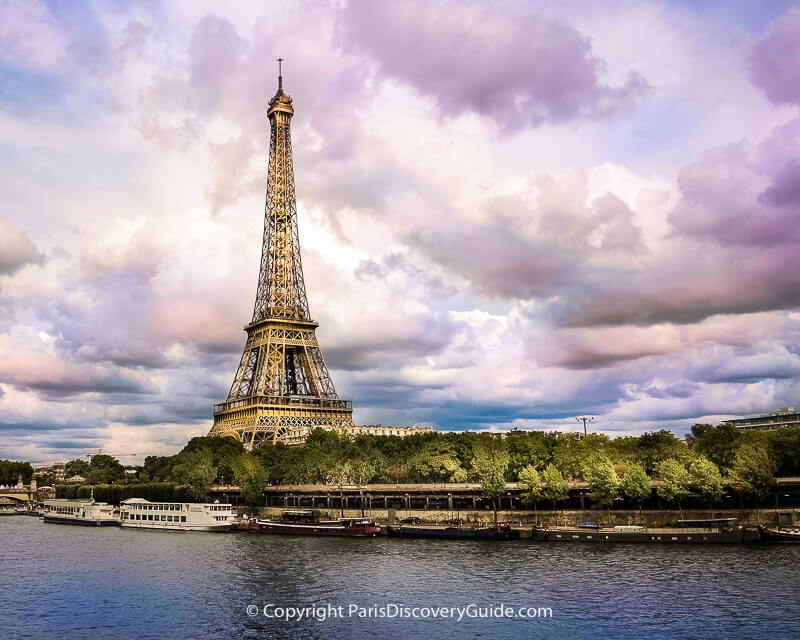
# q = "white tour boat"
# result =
<box><xmin>42</xmin><ymin>498</ymin><xmax>119</xmax><ymax>526</ymax></box>
<box><xmin>119</xmin><ymin>498</ymin><xmax>235</xmax><ymax>532</ymax></box>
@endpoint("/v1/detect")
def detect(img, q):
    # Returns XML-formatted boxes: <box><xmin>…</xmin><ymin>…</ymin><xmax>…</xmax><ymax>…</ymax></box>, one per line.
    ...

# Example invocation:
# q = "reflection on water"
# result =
<box><xmin>3</xmin><ymin>516</ymin><xmax>799</xmax><ymax>640</ymax></box>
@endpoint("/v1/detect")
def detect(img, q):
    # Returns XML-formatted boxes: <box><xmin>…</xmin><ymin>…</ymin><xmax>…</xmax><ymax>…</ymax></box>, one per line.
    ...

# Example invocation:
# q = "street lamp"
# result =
<box><xmin>575</xmin><ymin>416</ymin><xmax>594</xmax><ymax>436</ymax></box>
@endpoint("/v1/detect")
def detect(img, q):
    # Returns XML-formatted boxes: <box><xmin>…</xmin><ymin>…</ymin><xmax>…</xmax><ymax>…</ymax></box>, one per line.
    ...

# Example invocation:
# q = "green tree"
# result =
<box><xmin>584</xmin><ymin>455</ymin><xmax>620</xmax><ymax>514</ymax></box>
<box><xmin>729</xmin><ymin>443</ymin><xmax>776</xmax><ymax>521</ymax></box>
<box><xmin>621</xmin><ymin>464</ymin><xmax>651</xmax><ymax>515</ymax></box>
<box><xmin>552</xmin><ymin>435</ymin><xmax>589</xmax><ymax>480</ymax></box>
<box><xmin>766</xmin><ymin>427</ymin><xmax>800</xmax><ymax>477</ymax></box>
<box><xmin>689</xmin><ymin>456</ymin><xmax>724</xmax><ymax>518</ymax></box>
<box><xmin>0</xmin><ymin>460</ymin><xmax>34</xmax><ymax>485</ymax></box>
<box><xmin>64</xmin><ymin>459</ymin><xmax>91</xmax><ymax>478</ymax></box>
<box><xmin>386</xmin><ymin>464</ymin><xmax>406</xmax><ymax>483</ymax></box>
<box><xmin>506</xmin><ymin>433</ymin><xmax>552</xmax><ymax>478</ymax></box>
<box><xmin>301</xmin><ymin>429</ymin><xmax>347</xmax><ymax>484</ymax></box>
<box><xmin>330</xmin><ymin>460</ymin><xmax>350</xmax><ymax>517</ymax></box>
<box><xmin>471</xmin><ymin>445</ymin><xmax>510</xmax><ymax>523</ymax></box>
<box><xmin>638</xmin><ymin>430</ymin><xmax>689</xmax><ymax>474</ymax></box>
<box><xmin>346</xmin><ymin>448</ymin><xmax>385</xmax><ymax>517</ymax></box>
<box><xmin>656</xmin><ymin>458</ymin><xmax>692</xmax><ymax>519</ymax></box>
<box><xmin>405</xmin><ymin>443</ymin><xmax>462</xmax><ymax>483</ymax></box>
<box><xmin>88</xmin><ymin>455</ymin><xmax>125</xmax><ymax>483</ymax></box>
<box><xmin>142</xmin><ymin>454</ymin><xmax>177</xmax><ymax>482</ymax></box>
<box><xmin>541</xmin><ymin>463</ymin><xmax>570</xmax><ymax>511</ymax></box>
<box><xmin>233</xmin><ymin>453</ymin><xmax>267</xmax><ymax>512</ymax></box>
<box><xmin>689</xmin><ymin>423</ymin><xmax>742</xmax><ymax>473</ymax></box>
<box><xmin>608</xmin><ymin>436</ymin><xmax>643</xmax><ymax>468</ymax></box>
<box><xmin>181</xmin><ymin>436</ymin><xmax>245</xmax><ymax>484</ymax></box>
<box><xmin>176</xmin><ymin>450</ymin><xmax>217</xmax><ymax>502</ymax></box>
<box><xmin>452</xmin><ymin>467</ymin><xmax>468</xmax><ymax>483</ymax></box>
<box><xmin>518</xmin><ymin>465</ymin><xmax>544</xmax><ymax>521</ymax></box>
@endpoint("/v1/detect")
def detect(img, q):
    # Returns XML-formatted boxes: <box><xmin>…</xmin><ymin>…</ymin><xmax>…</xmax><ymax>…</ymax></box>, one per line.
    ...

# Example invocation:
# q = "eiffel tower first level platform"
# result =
<box><xmin>211</xmin><ymin>318</ymin><xmax>354</xmax><ymax>447</ymax></box>
<box><xmin>209</xmin><ymin>63</ymin><xmax>354</xmax><ymax>447</ymax></box>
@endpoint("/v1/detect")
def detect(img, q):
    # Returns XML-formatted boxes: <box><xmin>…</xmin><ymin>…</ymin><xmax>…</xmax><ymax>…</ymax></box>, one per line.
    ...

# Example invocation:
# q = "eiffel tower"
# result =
<box><xmin>209</xmin><ymin>63</ymin><xmax>353</xmax><ymax>447</ymax></box>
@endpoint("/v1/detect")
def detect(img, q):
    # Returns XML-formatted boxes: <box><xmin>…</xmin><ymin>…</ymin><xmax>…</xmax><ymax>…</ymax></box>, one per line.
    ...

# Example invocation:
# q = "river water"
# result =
<box><xmin>2</xmin><ymin>516</ymin><xmax>799</xmax><ymax>640</ymax></box>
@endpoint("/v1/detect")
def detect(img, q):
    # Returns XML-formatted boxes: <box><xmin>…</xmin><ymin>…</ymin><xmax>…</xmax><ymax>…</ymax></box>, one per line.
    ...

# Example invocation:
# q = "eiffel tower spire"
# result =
<box><xmin>252</xmin><ymin>57</ymin><xmax>309</xmax><ymax>324</ymax></box>
<box><xmin>210</xmin><ymin>63</ymin><xmax>353</xmax><ymax>447</ymax></box>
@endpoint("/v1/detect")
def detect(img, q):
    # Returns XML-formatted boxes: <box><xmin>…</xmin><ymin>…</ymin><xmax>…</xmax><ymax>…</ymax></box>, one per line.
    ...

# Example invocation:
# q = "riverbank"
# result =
<box><xmin>237</xmin><ymin>505</ymin><xmax>797</xmax><ymax>528</ymax></box>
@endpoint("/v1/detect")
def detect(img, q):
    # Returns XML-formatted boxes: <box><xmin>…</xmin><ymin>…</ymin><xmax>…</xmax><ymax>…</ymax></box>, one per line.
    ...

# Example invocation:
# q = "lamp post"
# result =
<box><xmin>575</xmin><ymin>416</ymin><xmax>594</xmax><ymax>436</ymax></box>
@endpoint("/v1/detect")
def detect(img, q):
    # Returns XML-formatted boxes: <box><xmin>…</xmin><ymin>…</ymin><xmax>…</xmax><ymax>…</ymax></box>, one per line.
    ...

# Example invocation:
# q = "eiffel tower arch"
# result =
<box><xmin>209</xmin><ymin>65</ymin><xmax>353</xmax><ymax>448</ymax></box>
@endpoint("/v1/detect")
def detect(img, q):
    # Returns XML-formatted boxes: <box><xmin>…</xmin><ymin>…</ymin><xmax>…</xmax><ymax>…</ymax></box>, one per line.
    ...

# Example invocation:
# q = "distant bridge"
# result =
<box><xmin>0</xmin><ymin>489</ymin><xmax>33</xmax><ymax>503</ymax></box>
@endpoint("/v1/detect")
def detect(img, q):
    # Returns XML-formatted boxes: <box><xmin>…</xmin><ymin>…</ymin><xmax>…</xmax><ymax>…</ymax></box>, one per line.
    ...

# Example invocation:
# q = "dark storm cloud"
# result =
<box><xmin>0</xmin><ymin>358</ymin><xmax>159</xmax><ymax>398</ymax></box>
<box><xmin>550</xmin><ymin>348</ymin><xmax>665</xmax><ymax>371</ymax></box>
<box><xmin>325</xmin><ymin>311</ymin><xmax>459</xmax><ymax>371</ymax></box>
<box><xmin>643</xmin><ymin>381</ymin><xmax>700</xmax><ymax>400</ymax></box>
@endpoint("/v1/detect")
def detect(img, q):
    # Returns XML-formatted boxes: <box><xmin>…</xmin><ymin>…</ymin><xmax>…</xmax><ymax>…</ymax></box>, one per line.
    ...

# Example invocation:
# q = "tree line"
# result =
<box><xmin>45</xmin><ymin>423</ymin><xmax>799</xmax><ymax>516</ymax></box>
<box><xmin>0</xmin><ymin>460</ymin><xmax>33</xmax><ymax>485</ymax></box>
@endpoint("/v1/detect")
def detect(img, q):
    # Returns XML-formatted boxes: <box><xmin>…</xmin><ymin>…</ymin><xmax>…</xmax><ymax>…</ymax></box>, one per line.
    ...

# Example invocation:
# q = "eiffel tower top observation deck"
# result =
<box><xmin>209</xmin><ymin>62</ymin><xmax>353</xmax><ymax>447</ymax></box>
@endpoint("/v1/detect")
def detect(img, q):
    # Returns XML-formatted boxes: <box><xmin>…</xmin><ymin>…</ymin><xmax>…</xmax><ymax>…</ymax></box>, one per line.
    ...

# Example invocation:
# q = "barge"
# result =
<box><xmin>387</xmin><ymin>522</ymin><xmax>519</xmax><ymax>540</ymax></box>
<box><xmin>250</xmin><ymin>509</ymin><xmax>381</xmax><ymax>537</ymax></box>
<box><xmin>532</xmin><ymin>519</ymin><xmax>759</xmax><ymax>544</ymax></box>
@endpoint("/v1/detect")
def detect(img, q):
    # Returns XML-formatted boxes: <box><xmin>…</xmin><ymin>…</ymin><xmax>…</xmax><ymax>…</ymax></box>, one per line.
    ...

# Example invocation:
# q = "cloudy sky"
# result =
<box><xmin>2</xmin><ymin>0</ymin><xmax>800</xmax><ymax>463</ymax></box>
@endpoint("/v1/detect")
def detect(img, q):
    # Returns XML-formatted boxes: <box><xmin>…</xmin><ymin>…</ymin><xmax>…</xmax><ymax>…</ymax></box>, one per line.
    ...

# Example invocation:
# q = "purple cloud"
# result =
<box><xmin>188</xmin><ymin>16</ymin><xmax>248</xmax><ymax>114</ymax></box>
<box><xmin>750</xmin><ymin>7</ymin><xmax>800</xmax><ymax>106</ymax></box>
<box><xmin>759</xmin><ymin>159</ymin><xmax>800</xmax><ymax>207</ymax></box>
<box><xmin>0</xmin><ymin>221</ymin><xmax>45</xmax><ymax>275</ymax></box>
<box><xmin>339</xmin><ymin>0</ymin><xmax>648</xmax><ymax>129</ymax></box>
<box><xmin>669</xmin><ymin>140</ymin><xmax>800</xmax><ymax>247</ymax></box>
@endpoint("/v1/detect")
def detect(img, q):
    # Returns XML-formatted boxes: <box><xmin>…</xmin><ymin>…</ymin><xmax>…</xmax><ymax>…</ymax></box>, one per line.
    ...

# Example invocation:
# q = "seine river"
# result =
<box><xmin>3</xmin><ymin>516</ymin><xmax>800</xmax><ymax>640</ymax></box>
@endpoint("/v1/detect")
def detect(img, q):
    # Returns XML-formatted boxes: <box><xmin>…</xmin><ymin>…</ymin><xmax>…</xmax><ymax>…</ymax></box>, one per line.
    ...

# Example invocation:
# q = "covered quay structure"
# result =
<box><xmin>209</xmin><ymin>478</ymin><xmax>800</xmax><ymax>513</ymax></box>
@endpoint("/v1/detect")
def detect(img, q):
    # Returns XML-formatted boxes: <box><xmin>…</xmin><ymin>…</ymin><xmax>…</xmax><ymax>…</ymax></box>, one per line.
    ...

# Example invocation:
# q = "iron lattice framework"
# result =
<box><xmin>209</xmin><ymin>69</ymin><xmax>353</xmax><ymax>448</ymax></box>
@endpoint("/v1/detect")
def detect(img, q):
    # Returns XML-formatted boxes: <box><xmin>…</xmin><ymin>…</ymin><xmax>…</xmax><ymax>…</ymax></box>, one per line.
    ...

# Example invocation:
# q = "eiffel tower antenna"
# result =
<box><xmin>209</xmin><ymin>65</ymin><xmax>353</xmax><ymax>448</ymax></box>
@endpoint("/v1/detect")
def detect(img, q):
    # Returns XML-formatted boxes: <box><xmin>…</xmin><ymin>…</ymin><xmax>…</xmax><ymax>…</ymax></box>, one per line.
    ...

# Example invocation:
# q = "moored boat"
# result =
<box><xmin>531</xmin><ymin>524</ymin><xmax>758</xmax><ymax>544</ymax></box>
<box><xmin>42</xmin><ymin>499</ymin><xmax>119</xmax><ymax>526</ymax></box>
<box><xmin>250</xmin><ymin>509</ymin><xmax>381</xmax><ymax>537</ymax></box>
<box><xmin>387</xmin><ymin>522</ymin><xmax>518</xmax><ymax>540</ymax></box>
<box><xmin>758</xmin><ymin>525</ymin><xmax>800</xmax><ymax>543</ymax></box>
<box><xmin>119</xmin><ymin>498</ymin><xmax>235</xmax><ymax>532</ymax></box>
<box><xmin>0</xmin><ymin>497</ymin><xmax>18</xmax><ymax>515</ymax></box>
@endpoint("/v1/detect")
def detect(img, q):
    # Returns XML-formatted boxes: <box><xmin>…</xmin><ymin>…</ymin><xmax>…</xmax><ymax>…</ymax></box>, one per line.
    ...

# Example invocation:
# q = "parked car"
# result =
<box><xmin>400</xmin><ymin>517</ymin><xmax>421</xmax><ymax>524</ymax></box>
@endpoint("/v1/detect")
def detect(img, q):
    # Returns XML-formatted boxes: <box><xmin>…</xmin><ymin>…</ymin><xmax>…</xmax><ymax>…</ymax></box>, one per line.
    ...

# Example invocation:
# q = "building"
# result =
<box><xmin>723</xmin><ymin>407</ymin><xmax>800</xmax><ymax>432</ymax></box>
<box><xmin>33</xmin><ymin>463</ymin><xmax>66</xmax><ymax>481</ymax></box>
<box><xmin>247</xmin><ymin>423</ymin><xmax>436</xmax><ymax>446</ymax></box>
